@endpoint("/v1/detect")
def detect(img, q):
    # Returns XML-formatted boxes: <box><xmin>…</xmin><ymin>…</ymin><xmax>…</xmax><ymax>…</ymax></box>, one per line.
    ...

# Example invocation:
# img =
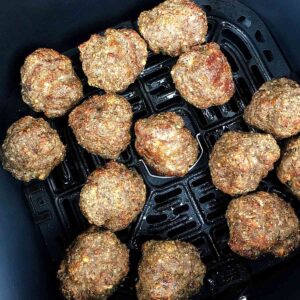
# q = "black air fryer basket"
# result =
<box><xmin>22</xmin><ymin>0</ymin><xmax>300</xmax><ymax>299</ymax></box>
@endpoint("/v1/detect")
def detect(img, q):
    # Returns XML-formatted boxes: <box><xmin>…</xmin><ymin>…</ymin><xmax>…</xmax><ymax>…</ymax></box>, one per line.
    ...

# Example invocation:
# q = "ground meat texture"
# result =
<box><xmin>171</xmin><ymin>42</ymin><xmax>235</xmax><ymax>109</ymax></box>
<box><xmin>244</xmin><ymin>78</ymin><xmax>300</xmax><ymax>139</ymax></box>
<box><xmin>134</xmin><ymin>112</ymin><xmax>199</xmax><ymax>177</ymax></box>
<box><xmin>277</xmin><ymin>137</ymin><xmax>300</xmax><ymax>199</ymax></box>
<box><xmin>79</xmin><ymin>29</ymin><xmax>147</xmax><ymax>92</ymax></box>
<box><xmin>69</xmin><ymin>94</ymin><xmax>133</xmax><ymax>159</ymax></box>
<box><xmin>79</xmin><ymin>161</ymin><xmax>146</xmax><ymax>231</ymax></box>
<box><xmin>226</xmin><ymin>192</ymin><xmax>300</xmax><ymax>259</ymax></box>
<box><xmin>209</xmin><ymin>131</ymin><xmax>280</xmax><ymax>196</ymax></box>
<box><xmin>21</xmin><ymin>48</ymin><xmax>83</xmax><ymax>118</ymax></box>
<box><xmin>138</xmin><ymin>0</ymin><xmax>207</xmax><ymax>57</ymax></box>
<box><xmin>58</xmin><ymin>228</ymin><xmax>129</xmax><ymax>300</ymax></box>
<box><xmin>136</xmin><ymin>240</ymin><xmax>206</xmax><ymax>300</ymax></box>
<box><xmin>1</xmin><ymin>116</ymin><xmax>65</xmax><ymax>182</ymax></box>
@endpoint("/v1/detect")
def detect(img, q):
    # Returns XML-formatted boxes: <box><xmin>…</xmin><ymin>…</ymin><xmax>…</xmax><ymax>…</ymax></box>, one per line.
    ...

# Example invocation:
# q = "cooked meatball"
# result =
<box><xmin>21</xmin><ymin>48</ymin><xmax>83</xmax><ymax>118</ymax></box>
<box><xmin>226</xmin><ymin>191</ymin><xmax>300</xmax><ymax>259</ymax></box>
<box><xmin>58</xmin><ymin>227</ymin><xmax>129</xmax><ymax>300</ymax></box>
<box><xmin>79</xmin><ymin>161</ymin><xmax>146</xmax><ymax>231</ymax></box>
<box><xmin>69</xmin><ymin>94</ymin><xmax>133</xmax><ymax>159</ymax></box>
<box><xmin>244</xmin><ymin>78</ymin><xmax>300</xmax><ymax>139</ymax></box>
<box><xmin>138</xmin><ymin>0</ymin><xmax>207</xmax><ymax>57</ymax></box>
<box><xmin>277</xmin><ymin>137</ymin><xmax>300</xmax><ymax>199</ymax></box>
<box><xmin>134</xmin><ymin>112</ymin><xmax>199</xmax><ymax>177</ymax></box>
<box><xmin>171</xmin><ymin>42</ymin><xmax>235</xmax><ymax>109</ymax></box>
<box><xmin>1</xmin><ymin>116</ymin><xmax>65</xmax><ymax>181</ymax></box>
<box><xmin>209</xmin><ymin>131</ymin><xmax>280</xmax><ymax>196</ymax></box>
<box><xmin>136</xmin><ymin>240</ymin><xmax>206</xmax><ymax>300</ymax></box>
<box><xmin>79</xmin><ymin>29</ymin><xmax>147</xmax><ymax>92</ymax></box>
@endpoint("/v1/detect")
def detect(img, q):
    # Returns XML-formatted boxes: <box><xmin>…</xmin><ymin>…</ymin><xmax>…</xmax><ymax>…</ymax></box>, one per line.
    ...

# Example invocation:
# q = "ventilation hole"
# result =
<box><xmin>192</xmin><ymin>173</ymin><xmax>212</xmax><ymax>187</ymax></box>
<box><xmin>222</xmin><ymin>30</ymin><xmax>252</xmax><ymax>60</ymax></box>
<box><xmin>142</xmin><ymin>66</ymin><xmax>170</xmax><ymax>82</ymax></box>
<box><xmin>237</xmin><ymin>16</ymin><xmax>252</xmax><ymax>28</ymax></box>
<box><xmin>255</xmin><ymin>30</ymin><xmax>265</xmax><ymax>42</ymax></box>
<box><xmin>212</xmin><ymin>107</ymin><xmax>223</xmax><ymax>119</ymax></box>
<box><xmin>206</xmin><ymin>206</ymin><xmax>226</xmax><ymax>221</ymax></box>
<box><xmin>237</xmin><ymin>77</ymin><xmax>252</xmax><ymax>104</ymax></box>
<box><xmin>251</xmin><ymin>65</ymin><xmax>265</xmax><ymax>86</ymax></box>
<box><xmin>263</xmin><ymin>50</ymin><xmax>274</xmax><ymax>62</ymax></box>
<box><xmin>199</xmin><ymin>193</ymin><xmax>215</xmax><ymax>204</ymax></box>
<box><xmin>221</xmin><ymin>48</ymin><xmax>239</xmax><ymax>72</ymax></box>
<box><xmin>173</xmin><ymin>204</ymin><xmax>189</xmax><ymax>215</ymax></box>
<box><xmin>146</xmin><ymin>214</ymin><xmax>168</xmax><ymax>224</ymax></box>
<box><xmin>62</xmin><ymin>199</ymin><xmax>79</xmax><ymax>229</ymax></box>
<box><xmin>128</xmin><ymin>96</ymin><xmax>141</xmax><ymax>105</ymax></box>
<box><xmin>150</xmin><ymin>85</ymin><xmax>168</xmax><ymax>95</ymax></box>
<box><xmin>197</xmin><ymin>108</ymin><xmax>218</xmax><ymax>127</ymax></box>
<box><xmin>167</xmin><ymin>221</ymin><xmax>197</xmax><ymax>237</ymax></box>
<box><xmin>154</xmin><ymin>188</ymin><xmax>182</xmax><ymax>204</ymax></box>
<box><xmin>156</xmin><ymin>96</ymin><xmax>181</xmax><ymax>110</ymax></box>
<box><xmin>203</xmin><ymin>5</ymin><xmax>212</xmax><ymax>12</ymax></box>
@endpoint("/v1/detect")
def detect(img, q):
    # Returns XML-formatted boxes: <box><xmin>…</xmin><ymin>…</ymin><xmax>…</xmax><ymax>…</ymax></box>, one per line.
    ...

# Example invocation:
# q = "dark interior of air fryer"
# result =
<box><xmin>23</xmin><ymin>0</ymin><xmax>300</xmax><ymax>299</ymax></box>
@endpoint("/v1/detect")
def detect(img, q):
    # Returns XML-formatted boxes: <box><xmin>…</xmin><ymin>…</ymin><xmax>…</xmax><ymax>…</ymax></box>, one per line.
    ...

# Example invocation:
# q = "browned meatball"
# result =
<box><xmin>79</xmin><ymin>29</ymin><xmax>147</xmax><ymax>92</ymax></box>
<box><xmin>1</xmin><ymin>116</ymin><xmax>65</xmax><ymax>182</ymax></box>
<box><xmin>171</xmin><ymin>42</ymin><xmax>235</xmax><ymax>109</ymax></box>
<box><xmin>58</xmin><ymin>228</ymin><xmax>129</xmax><ymax>300</ymax></box>
<box><xmin>277</xmin><ymin>137</ymin><xmax>300</xmax><ymax>199</ymax></box>
<box><xmin>138</xmin><ymin>0</ymin><xmax>207</xmax><ymax>57</ymax></box>
<box><xmin>136</xmin><ymin>240</ymin><xmax>206</xmax><ymax>300</ymax></box>
<box><xmin>21</xmin><ymin>48</ymin><xmax>83</xmax><ymax>118</ymax></box>
<box><xmin>209</xmin><ymin>131</ymin><xmax>280</xmax><ymax>196</ymax></box>
<box><xmin>134</xmin><ymin>112</ymin><xmax>199</xmax><ymax>177</ymax></box>
<box><xmin>244</xmin><ymin>78</ymin><xmax>300</xmax><ymax>139</ymax></box>
<box><xmin>226</xmin><ymin>192</ymin><xmax>300</xmax><ymax>259</ymax></box>
<box><xmin>69</xmin><ymin>94</ymin><xmax>133</xmax><ymax>159</ymax></box>
<box><xmin>79</xmin><ymin>161</ymin><xmax>146</xmax><ymax>231</ymax></box>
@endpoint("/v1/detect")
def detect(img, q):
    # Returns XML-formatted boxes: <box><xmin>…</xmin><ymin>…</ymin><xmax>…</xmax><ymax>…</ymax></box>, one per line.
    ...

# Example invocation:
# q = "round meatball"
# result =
<box><xmin>226</xmin><ymin>192</ymin><xmax>300</xmax><ymax>259</ymax></box>
<box><xmin>209</xmin><ymin>131</ymin><xmax>280</xmax><ymax>196</ymax></box>
<box><xmin>79</xmin><ymin>161</ymin><xmax>146</xmax><ymax>231</ymax></box>
<box><xmin>1</xmin><ymin>116</ymin><xmax>65</xmax><ymax>182</ymax></box>
<box><xmin>171</xmin><ymin>42</ymin><xmax>235</xmax><ymax>109</ymax></box>
<box><xmin>58</xmin><ymin>228</ymin><xmax>129</xmax><ymax>300</ymax></box>
<box><xmin>21</xmin><ymin>48</ymin><xmax>83</xmax><ymax>118</ymax></box>
<box><xmin>134</xmin><ymin>112</ymin><xmax>199</xmax><ymax>177</ymax></box>
<box><xmin>69</xmin><ymin>94</ymin><xmax>133</xmax><ymax>159</ymax></box>
<box><xmin>244</xmin><ymin>78</ymin><xmax>300</xmax><ymax>139</ymax></box>
<box><xmin>79</xmin><ymin>29</ymin><xmax>147</xmax><ymax>92</ymax></box>
<box><xmin>138</xmin><ymin>0</ymin><xmax>207</xmax><ymax>57</ymax></box>
<box><xmin>136</xmin><ymin>240</ymin><xmax>206</xmax><ymax>300</ymax></box>
<box><xmin>277</xmin><ymin>137</ymin><xmax>300</xmax><ymax>199</ymax></box>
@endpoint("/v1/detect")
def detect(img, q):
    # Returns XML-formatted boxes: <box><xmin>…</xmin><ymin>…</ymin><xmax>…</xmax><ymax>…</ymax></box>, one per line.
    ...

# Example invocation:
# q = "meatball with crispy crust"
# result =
<box><xmin>21</xmin><ymin>48</ymin><xmax>83</xmax><ymax>118</ymax></box>
<box><xmin>244</xmin><ymin>78</ymin><xmax>300</xmax><ymax>139</ymax></box>
<box><xmin>138</xmin><ymin>0</ymin><xmax>207</xmax><ymax>57</ymax></box>
<box><xmin>79</xmin><ymin>29</ymin><xmax>147</xmax><ymax>92</ymax></box>
<box><xmin>1</xmin><ymin>116</ymin><xmax>65</xmax><ymax>182</ymax></box>
<box><xmin>209</xmin><ymin>131</ymin><xmax>280</xmax><ymax>196</ymax></box>
<box><xmin>58</xmin><ymin>227</ymin><xmax>129</xmax><ymax>300</ymax></box>
<box><xmin>69</xmin><ymin>94</ymin><xmax>133</xmax><ymax>159</ymax></box>
<box><xmin>134</xmin><ymin>112</ymin><xmax>199</xmax><ymax>177</ymax></box>
<box><xmin>171</xmin><ymin>42</ymin><xmax>235</xmax><ymax>109</ymax></box>
<box><xmin>79</xmin><ymin>161</ymin><xmax>146</xmax><ymax>231</ymax></box>
<box><xmin>136</xmin><ymin>240</ymin><xmax>206</xmax><ymax>300</ymax></box>
<box><xmin>277</xmin><ymin>137</ymin><xmax>300</xmax><ymax>199</ymax></box>
<box><xmin>226</xmin><ymin>192</ymin><xmax>300</xmax><ymax>259</ymax></box>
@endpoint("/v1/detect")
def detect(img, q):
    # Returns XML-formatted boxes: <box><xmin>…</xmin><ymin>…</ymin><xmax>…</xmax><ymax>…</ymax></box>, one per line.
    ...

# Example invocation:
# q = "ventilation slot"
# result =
<box><xmin>173</xmin><ymin>204</ymin><xmax>189</xmax><ymax>215</ymax></box>
<box><xmin>251</xmin><ymin>65</ymin><xmax>265</xmax><ymax>86</ymax></box>
<box><xmin>154</xmin><ymin>188</ymin><xmax>182</xmax><ymax>204</ymax></box>
<box><xmin>237</xmin><ymin>16</ymin><xmax>252</xmax><ymax>28</ymax></box>
<box><xmin>146</xmin><ymin>214</ymin><xmax>168</xmax><ymax>224</ymax></box>
<box><xmin>255</xmin><ymin>30</ymin><xmax>265</xmax><ymax>42</ymax></box>
<box><xmin>167</xmin><ymin>221</ymin><xmax>197</xmax><ymax>237</ymax></box>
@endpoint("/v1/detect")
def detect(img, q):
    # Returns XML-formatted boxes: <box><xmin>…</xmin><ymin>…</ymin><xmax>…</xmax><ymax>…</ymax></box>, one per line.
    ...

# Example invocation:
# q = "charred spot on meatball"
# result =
<box><xmin>136</xmin><ymin>240</ymin><xmax>206</xmax><ymax>300</ymax></box>
<box><xmin>21</xmin><ymin>48</ymin><xmax>83</xmax><ymax>118</ymax></box>
<box><xmin>209</xmin><ymin>131</ymin><xmax>280</xmax><ymax>196</ymax></box>
<box><xmin>1</xmin><ymin>116</ymin><xmax>65</xmax><ymax>182</ymax></box>
<box><xmin>79</xmin><ymin>29</ymin><xmax>147</xmax><ymax>92</ymax></box>
<box><xmin>138</xmin><ymin>0</ymin><xmax>207</xmax><ymax>57</ymax></box>
<box><xmin>134</xmin><ymin>112</ymin><xmax>199</xmax><ymax>177</ymax></box>
<box><xmin>69</xmin><ymin>93</ymin><xmax>133</xmax><ymax>159</ymax></box>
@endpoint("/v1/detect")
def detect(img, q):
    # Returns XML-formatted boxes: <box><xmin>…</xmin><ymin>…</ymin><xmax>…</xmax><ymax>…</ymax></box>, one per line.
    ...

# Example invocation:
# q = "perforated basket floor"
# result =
<box><xmin>23</xmin><ymin>0</ymin><xmax>300</xmax><ymax>299</ymax></box>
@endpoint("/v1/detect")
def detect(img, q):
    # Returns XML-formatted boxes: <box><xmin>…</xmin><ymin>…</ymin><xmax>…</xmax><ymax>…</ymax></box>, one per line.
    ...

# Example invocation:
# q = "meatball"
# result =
<box><xmin>79</xmin><ymin>161</ymin><xmax>146</xmax><ymax>231</ymax></box>
<box><xmin>1</xmin><ymin>116</ymin><xmax>65</xmax><ymax>182</ymax></box>
<box><xmin>209</xmin><ymin>131</ymin><xmax>280</xmax><ymax>196</ymax></box>
<box><xmin>79</xmin><ymin>28</ymin><xmax>147</xmax><ymax>92</ymax></box>
<box><xmin>277</xmin><ymin>137</ymin><xmax>300</xmax><ymax>199</ymax></box>
<box><xmin>244</xmin><ymin>78</ymin><xmax>300</xmax><ymax>139</ymax></box>
<box><xmin>171</xmin><ymin>42</ymin><xmax>235</xmax><ymax>109</ymax></box>
<box><xmin>58</xmin><ymin>228</ymin><xmax>129</xmax><ymax>300</ymax></box>
<box><xmin>138</xmin><ymin>0</ymin><xmax>207</xmax><ymax>57</ymax></box>
<box><xmin>134</xmin><ymin>112</ymin><xmax>199</xmax><ymax>177</ymax></box>
<box><xmin>69</xmin><ymin>94</ymin><xmax>133</xmax><ymax>159</ymax></box>
<box><xmin>136</xmin><ymin>240</ymin><xmax>206</xmax><ymax>300</ymax></box>
<box><xmin>226</xmin><ymin>191</ymin><xmax>300</xmax><ymax>259</ymax></box>
<box><xmin>21</xmin><ymin>48</ymin><xmax>83</xmax><ymax>118</ymax></box>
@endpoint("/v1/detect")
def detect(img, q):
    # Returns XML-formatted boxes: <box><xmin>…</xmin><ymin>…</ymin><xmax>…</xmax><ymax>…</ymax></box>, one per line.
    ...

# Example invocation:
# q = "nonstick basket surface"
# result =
<box><xmin>23</xmin><ymin>0</ymin><xmax>300</xmax><ymax>299</ymax></box>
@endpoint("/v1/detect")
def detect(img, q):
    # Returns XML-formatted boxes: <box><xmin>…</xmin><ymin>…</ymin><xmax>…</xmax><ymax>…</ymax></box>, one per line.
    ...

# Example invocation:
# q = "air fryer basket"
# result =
<box><xmin>23</xmin><ymin>0</ymin><xmax>300</xmax><ymax>299</ymax></box>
